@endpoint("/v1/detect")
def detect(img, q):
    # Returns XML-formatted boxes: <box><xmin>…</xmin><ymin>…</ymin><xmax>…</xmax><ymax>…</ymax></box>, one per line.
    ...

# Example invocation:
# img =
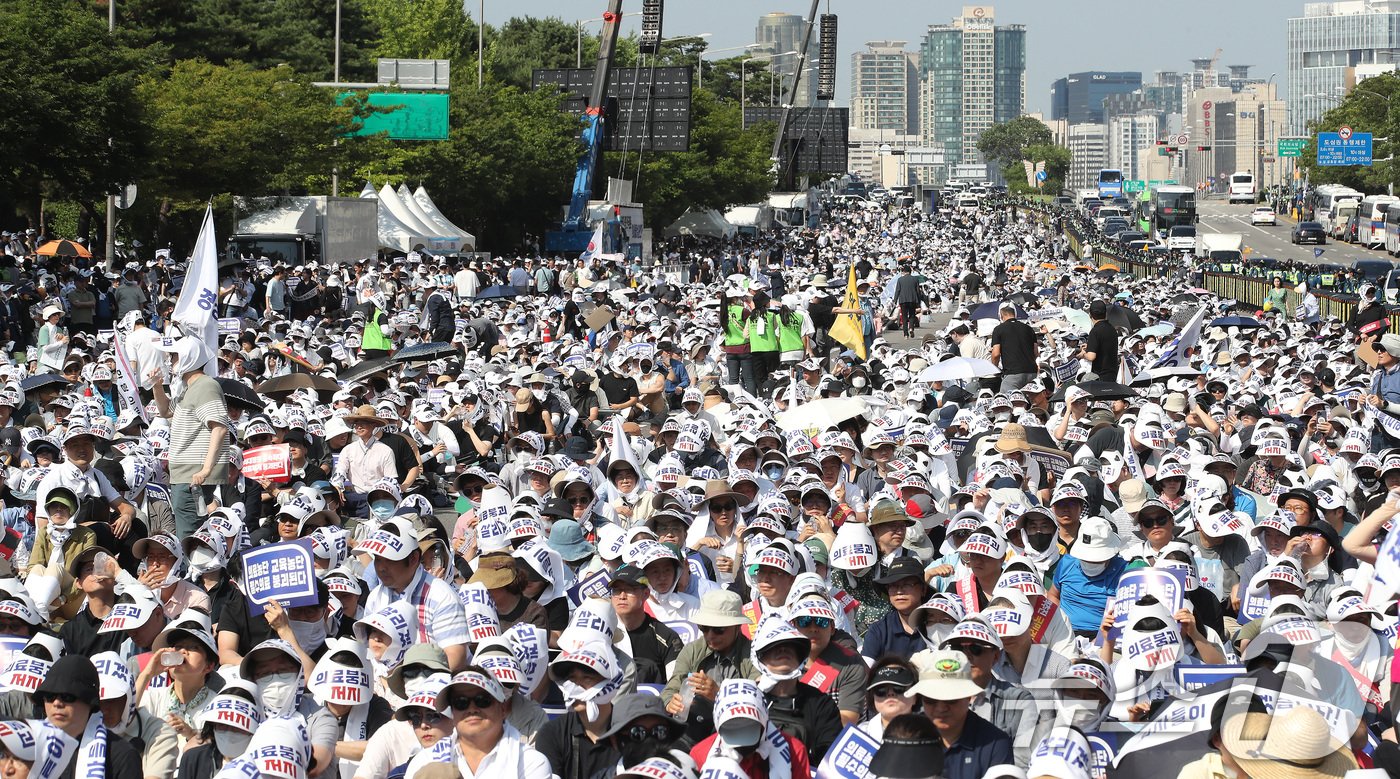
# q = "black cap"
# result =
<box><xmin>610</xmin><ymin>564</ymin><xmax>649</xmax><ymax>589</ymax></box>
<box><xmin>868</xmin><ymin>664</ymin><xmax>917</xmax><ymax>690</ymax></box>
<box><xmin>34</xmin><ymin>655</ymin><xmax>100</xmax><ymax>708</ymax></box>
<box><xmin>875</xmin><ymin>557</ymin><xmax>927</xmax><ymax>587</ymax></box>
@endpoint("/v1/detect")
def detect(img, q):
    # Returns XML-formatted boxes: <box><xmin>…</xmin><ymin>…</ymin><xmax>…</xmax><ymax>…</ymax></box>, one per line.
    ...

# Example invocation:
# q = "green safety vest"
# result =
<box><xmin>1320</xmin><ymin>274</ymin><xmax>1336</xmax><ymax>286</ymax></box>
<box><xmin>723</xmin><ymin>304</ymin><xmax>747</xmax><ymax>347</ymax></box>
<box><xmin>749</xmin><ymin>312</ymin><xmax>780</xmax><ymax>353</ymax></box>
<box><xmin>777</xmin><ymin>313</ymin><xmax>805</xmax><ymax>352</ymax></box>
<box><xmin>362</xmin><ymin>308</ymin><xmax>393</xmax><ymax>352</ymax></box>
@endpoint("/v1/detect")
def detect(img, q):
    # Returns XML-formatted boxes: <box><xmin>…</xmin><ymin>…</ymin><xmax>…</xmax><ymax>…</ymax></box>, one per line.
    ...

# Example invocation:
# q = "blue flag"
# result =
<box><xmin>1314</xmin><ymin>247</ymin><xmax>1325</xmax><ymax>258</ymax></box>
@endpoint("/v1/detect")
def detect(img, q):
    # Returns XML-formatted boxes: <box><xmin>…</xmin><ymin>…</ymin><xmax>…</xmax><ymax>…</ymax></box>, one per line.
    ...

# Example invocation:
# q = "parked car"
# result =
<box><xmin>1250</xmin><ymin>206</ymin><xmax>1276</xmax><ymax>226</ymax></box>
<box><xmin>1291</xmin><ymin>221</ymin><xmax>1327</xmax><ymax>245</ymax></box>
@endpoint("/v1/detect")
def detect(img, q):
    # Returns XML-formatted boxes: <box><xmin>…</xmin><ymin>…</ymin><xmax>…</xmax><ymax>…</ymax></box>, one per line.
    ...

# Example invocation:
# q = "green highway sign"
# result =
<box><xmin>341</xmin><ymin>92</ymin><xmax>449</xmax><ymax>141</ymax></box>
<box><xmin>1278</xmin><ymin>138</ymin><xmax>1306</xmax><ymax>158</ymax></box>
<box><xmin>1146</xmin><ymin>180</ymin><xmax>1180</xmax><ymax>187</ymax></box>
<box><xmin>1124</xmin><ymin>180</ymin><xmax>1146</xmax><ymax>193</ymax></box>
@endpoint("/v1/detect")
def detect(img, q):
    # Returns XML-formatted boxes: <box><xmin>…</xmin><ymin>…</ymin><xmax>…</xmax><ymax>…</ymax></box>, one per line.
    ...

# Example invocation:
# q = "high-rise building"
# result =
<box><xmin>1108</xmin><ymin>113</ymin><xmax>1159</xmax><ymax>183</ymax></box>
<box><xmin>1049</xmin><ymin>71</ymin><xmax>1143</xmax><ymax>124</ymax></box>
<box><xmin>755</xmin><ymin>12</ymin><xmax>816</xmax><ymax>108</ymax></box>
<box><xmin>1066</xmin><ymin>123</ymin><xmax>1107</xmax><ymax>191</ymax></box>
<box><xmin>850</xmin><ymin>41</ymin><xmax>921</xmax><ymax>135</ymax></box>
<box><xmin>1288</xmin><ymin>0</ymin><xmax>1400</xmax><ymax>134</ymax></box>
<box><xmin>918</xmin><ymin>6</ymin><xmax>1026</xmax><ymax>177</ymax></box>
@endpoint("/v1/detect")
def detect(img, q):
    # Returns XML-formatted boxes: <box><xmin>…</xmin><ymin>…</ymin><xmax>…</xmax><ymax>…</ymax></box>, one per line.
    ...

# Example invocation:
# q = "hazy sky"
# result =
<box><xmin>508</xmin><ymin>0</ymin><xmax>1294</xmax><ymax>112</ymax></box>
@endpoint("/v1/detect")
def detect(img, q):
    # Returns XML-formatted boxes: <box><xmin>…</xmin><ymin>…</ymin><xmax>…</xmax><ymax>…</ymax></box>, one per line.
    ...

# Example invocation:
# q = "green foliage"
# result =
<box><xmin>358</xmin><ymin>0</ymin><xmax>476</xmax><ymax>64</ymax></box>
<box><xmin>704</xmin><ymin>57</ymin><xmax>779</xmax><ymax>107</ymax></box>
<box><xmin>137</xmin><ymin>60</ymin><xmax>354</xmax><ymax>204</ymax></box>
<box><xmin>977</xmin><ymin>116</ymin><xmax>1055</xmax><ymax>179</ymax></box>
<box><xmin>0</xmin><ymin>0</ymin><xmax>150</xmax><ymax>216</ymax></box>
<box><xmin>1009</xmin><ymin>144</ymin><xmax>1072</xmax><ymax>195</ymax></box>
<box><xmin>1297</xmin><ymin>72</ymin><xmax>1400</xmax><ymax>193</ymax></box>
<box><xmin>487</xmin><ymin>16</ymin><xmax>588</xmax><ymax>90</ymax></box>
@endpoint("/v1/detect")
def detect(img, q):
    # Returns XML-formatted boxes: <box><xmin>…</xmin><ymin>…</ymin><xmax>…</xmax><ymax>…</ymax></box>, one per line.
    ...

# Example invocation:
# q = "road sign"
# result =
<box><xmin>1124</xmin><ymin>180</ymin><xmax>1145</xmax><ymax>193</ymax></box>
<box><xmin>1317</xmin><ymin>131</ymin><xmax>1373</xmax><ymax>166</ymax></box>
<box><xmin>1339</xmin><ymin>125</ymin><xmax>1353</xmax><ymax>141</ymax></box>
<box><xmin>342</xmin><ymin>92</ymin><xmax>449</xmax><ymax>141</ymax></box>
<box><xmin>1147</xmin><ymin>180</ymin><xmax>1179</xmax><ymax>187</ymax></box>
<box><xmin>1035</xmin><ymin>170</ymin><xmax>1048</xmax><ymax>182</ymax></box>
<box><xmin>1277</xmin><ymin>138</ymin><xmax>1306</xmax><ymax>157</ymax></box>
<box><xmin>1175</xmin><ymin>134</ymin><xmax>1189</xmax><ymax>145</ymax></box>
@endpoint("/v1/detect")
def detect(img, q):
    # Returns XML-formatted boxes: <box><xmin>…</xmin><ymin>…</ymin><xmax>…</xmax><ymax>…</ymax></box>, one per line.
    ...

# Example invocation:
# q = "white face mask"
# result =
<box><xmin>255</xmin><ymin>672</ymin><xmax>300</xmax><ymax>716</ymax></box>
<box><xmin>289</xmin><ymin>618</ymin><xmax>327</xmax><ymax>652</ymax></box>
<box><xmin>1080</xmin><ymin>560</ymin><xmax>1108</xmax><ymax>578</ymax></box>
<box><xmin>214</xmin><ymin>730</ymin><xmax>252</xmax><ymax>758</ymax></box>
<box><xmin>188</xmin><ymin>547</ymin><xmax>220</xmax><ymax>571</ymax></box>
<box><xmin>532</xmin><ymin>389</ymin><xmax>547</xmax><ymax>402</ymax></box>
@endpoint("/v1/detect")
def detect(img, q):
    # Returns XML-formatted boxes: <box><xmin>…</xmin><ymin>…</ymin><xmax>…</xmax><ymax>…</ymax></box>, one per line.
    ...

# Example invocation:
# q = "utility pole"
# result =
<box><xmin>105</xmin><ymin>0</ymin><xmax>116</xmax><ymax>268</ymax></box>
<box><xmin>331</xmin><ymin>0</ymin><xmax>342</xmax><ymax>196</ymax></box>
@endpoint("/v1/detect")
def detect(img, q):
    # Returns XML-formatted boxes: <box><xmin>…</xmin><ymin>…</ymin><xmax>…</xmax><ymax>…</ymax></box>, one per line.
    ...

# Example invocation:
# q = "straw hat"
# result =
<box><xmin>341</xmin><ymin>405</ymin><xmax>387</xmax><ymax>427</ymax></box>
<box><xmin>994</xmin><ymin>423</ymin><xmax>1032</xmax><ymax>454</ymax></box>
<box><xmin>1221</xmin><ymin>706</ymin><xmax>1356</xmax><ymax>779</ymax></box>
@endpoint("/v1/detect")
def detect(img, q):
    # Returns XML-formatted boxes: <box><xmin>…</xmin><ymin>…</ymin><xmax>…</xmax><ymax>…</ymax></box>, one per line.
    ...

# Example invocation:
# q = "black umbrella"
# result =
<box><xmin>1209</xmin><ymin>316</ymin><xmax>1264</xmax><ymax>329</ymax></box>
<box><xmin>1095</xmin><ymin>268</ymin><xmax>1119</xmax><ymax>279</ymax></box>
<box><xmin>1051</xmin><ymin>380</ymin><xmax>1137</xmax><ymax>402</ymax></box>
<box><xmin>1005</xmin><ymin>291</ymin><xmax>1037</xmax><ymax>305</ymax></box>
<box><xmin>337</xmin><ymin>358</ymin><xmax>394</xmax><ymax>384</ymax></box>
<box><xmin>477</xmin><ymin>284</ymin><xmax>524</xmax><ymax>300</ymax></box>
<box><xmin>20</xmin><ymin>373</ymin><xmax>67</xmax><ymax>393</ymax></box>
<box><xmin>256</xmin><ymin>373</ymin><xmax>340</xmax><ymax>398</ymax></box>
<box><xmin>391</xmin><ymin>341</ymin><xmax>459</xmax><ymax>365</ymax></box>
<box><xmin>1107</xmin><ymin>304</ymin><xmax>1145</xmax><ymax>330</ymax></box>
<box><xmin>217</xmin><ymin>378</ymin><xmax>267</xmax><ymax>414</ymax></box>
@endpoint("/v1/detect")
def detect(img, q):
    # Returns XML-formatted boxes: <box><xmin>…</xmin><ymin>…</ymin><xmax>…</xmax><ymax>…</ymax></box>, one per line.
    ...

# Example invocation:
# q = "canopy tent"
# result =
<box><xmin>360</xmin><ymin>181</ymin><xmax>431</xmax><ymax>254</ymax></box>
<box><xmin>378</xmin><ymin>184</ymin><xmax>459</xmax><ymax>252</ymax></box>
<box><xmin>399</xmin><ymin>184</ymin><xmax>467</xmax><ymax>253</ymax></box>
<box><xmin>724</xmin><ymin>203</ymin><xmax>773</xmax><ymax>231</ymax></box>
<box><xmin>412</xmin><ymin>186</ymin><xmax>476</xmax><ymax>250</ymax></box>
<box><xmin>664</xmin><ymin>208</ymin><xmax>736</xmax><ymax>239</ymax></box>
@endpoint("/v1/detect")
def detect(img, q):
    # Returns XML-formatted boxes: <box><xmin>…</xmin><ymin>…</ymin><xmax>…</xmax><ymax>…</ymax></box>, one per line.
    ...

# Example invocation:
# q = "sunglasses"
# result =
<box><xmin>40</xmin><ymin>692</ymin><xmax>78</xmax><ymax>705</ymax></box>
<box><xmin>463</xmin><ymin>485</ymin><xmax>485</xmax><ymax>496</ymax></box>
<box><xmin>404</xmin><ymin>709</ymin><xmax>445</xmax><ymax>727</ymax></box>
<box><xmin>450</xmin><ymin>693</ymin><xmax>497</xmax><ymax>712</ymax></box>
<box><xmin>710</xmin><ymin>501</ymin><xmax>737</xmax><ymax>512</ymax></box>
<box><xmin>276</xmin><ymin>515</ymin><xmax>300</xmax><ymax>525</ymax></box>
<box><xmin>401</xmin><ymin>666</ymin><xmax>434</xmax><ymax>681</ymax></box>
<box><xmin>701</xmin><ymin>625</ymin><xmax>732</xmax><ymax>634</ymax></box>
<box><xmin>872</xmin><ymin>686</ymin><xmax>908</xmax><ymax>699</ymax></box>
<box><xmin>949</xmin><ymin>643</ymin><xmax>991</xmax><ymax>658</ymax></box>
<box><xmin>1138</xmin><ymin>515</ymin><xmax>1173</xmax><ymax>529</ymax></box>
<box><xmin>566</xmin><ymin>496</ymin><xmax>593</xmax><ymax>506</ymax></box>
<box><xmin>625</xmin><ymin>724</ymin><xmax>676</xmax><ymax>742</ymax></box>
<box><xmin>793</xmin><ymin>616</ymin><xmax>833</xmax><ymax>630</ymax></box>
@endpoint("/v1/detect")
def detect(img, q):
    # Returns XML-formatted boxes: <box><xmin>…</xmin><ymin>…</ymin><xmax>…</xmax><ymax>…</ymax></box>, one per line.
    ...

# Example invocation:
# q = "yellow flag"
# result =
<box><xmin>828</xmin><ymin>264</ymin><xmax>867</xmax><ymax>360</ymax></box>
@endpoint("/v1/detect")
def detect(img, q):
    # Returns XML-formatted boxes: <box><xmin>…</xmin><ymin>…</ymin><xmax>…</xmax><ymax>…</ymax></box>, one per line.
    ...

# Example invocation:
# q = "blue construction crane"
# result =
<box><xmin>545</xmin><ymin>0</ymin><xmax>626</xmax><ymax>255</ymax></box>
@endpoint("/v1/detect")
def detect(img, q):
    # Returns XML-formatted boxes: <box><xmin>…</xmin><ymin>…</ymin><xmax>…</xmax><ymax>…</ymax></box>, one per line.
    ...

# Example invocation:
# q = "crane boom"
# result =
<box><xmin>546</xmin><ymin>0</ymin><xmax>625</xmax><ymax>253</ymax></box>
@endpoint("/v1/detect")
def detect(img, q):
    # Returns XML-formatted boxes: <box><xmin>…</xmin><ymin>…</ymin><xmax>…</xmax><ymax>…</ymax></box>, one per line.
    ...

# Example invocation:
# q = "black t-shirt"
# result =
<box><xmin>378</xmin><ymin>431</ymin><xmax>419</xmax><ymax>481</ymax></box>
<box><xmin>218</xmin><ymin>589</ymin><xmax>273</xmax><ymax>655</ymax></box>
<box><xmin>60</xmin><ymin>606</ymin><xmax>126</xmax><ymax>657</ymax></box>
<box><xmin>447</xmin><ymin>418</ymin><xmax>499</xmax><ymax>469</ymax></box>
<box><xmin>1085</xmin><ymin>320</ymin><xmax>1120</xmax><ymax>378</ymax></box>
<box><xmin>597</xmin><ymin>373</ymin><xmax>639</xmax><ymax>406</ymax></box>
<box><xmin>808</xmin><ymin>294</ymin><xmax>837</xmax><ymax>331</ymax></box>
<box><xmin>991</xmin><ymin>319</ymin><xmax>1037</xmax><ymax>374</ymax></box>
<box><xmin>625</xmin><ymin>615</ymin><xmax>685</xmax><ymax>685</ymax></box>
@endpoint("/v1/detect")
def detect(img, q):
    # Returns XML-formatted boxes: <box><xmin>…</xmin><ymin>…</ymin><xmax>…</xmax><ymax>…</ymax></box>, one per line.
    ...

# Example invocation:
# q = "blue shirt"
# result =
<box><xmin>860</xmin><ymin>607</ymin><xmax>925</xmax><ymax>660</ymax></box>
<box><xmin>1232</xmin><ymin>487</ymin><xmax>1257</xmax><ymax>520</ymax></box>
<box><xmin>942</xmin><ymin>711</ymin><xmax>1014</xmax><ymax>779</ymax></box>
<box><xmin>1052</xmin><ymin>555</ymin><xmax>1127</xmax><ymax>633</ymax></box>
<box><xmin>661</xmin><ymin>357</ymin><xmax>690</xmax><ymax>393</ymax></box>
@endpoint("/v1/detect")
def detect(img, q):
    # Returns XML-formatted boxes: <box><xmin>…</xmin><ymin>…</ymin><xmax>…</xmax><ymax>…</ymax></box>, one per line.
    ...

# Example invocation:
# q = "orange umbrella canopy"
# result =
<box><xmin>35</xmin><ymin>239</ymin><xmax>92</xmax><ymax>258</ymax></box>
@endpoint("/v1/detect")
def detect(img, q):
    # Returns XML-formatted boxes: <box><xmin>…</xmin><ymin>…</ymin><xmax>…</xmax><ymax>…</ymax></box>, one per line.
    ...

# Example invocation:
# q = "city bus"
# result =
<box><xmin>1147</xmin><ymin>185</ymin><xmax>1197</xmax><ymax>236</ymax></box>
<box><xmin>1355</xmin><ymin>195</ymin><xmax>1400</xmax><ymax>247</ymax></box>
<box><xmin>1307</xmin><ymin>184</ymin><xmax>1364</xmax><ymax>223</ymax></box>
<box><xmin>1097</xmin><ymin>169</ymin><xmax>1124</xmax><ymax>199</ymax></box>
<box><xmin>1386</xmin><ymin>203</ymin><xmax>1400</xmax><ymax>256</ymax></box>
<box><xmin>1228</xmin><ymin>172</ymin><xmax>1256</xmax><ymax>204</ymax></box>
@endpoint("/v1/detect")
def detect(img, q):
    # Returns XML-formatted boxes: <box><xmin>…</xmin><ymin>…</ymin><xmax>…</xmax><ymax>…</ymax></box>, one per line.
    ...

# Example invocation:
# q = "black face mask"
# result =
<box><xmin>1027</xmin><ymin>531</ymin><xmax>1056</xmax><ymax>552</ymax></box>
<box><xmin>618</xmin><ymin>737</ymin><xmax>675</xmax><ymax>769</ymax></box>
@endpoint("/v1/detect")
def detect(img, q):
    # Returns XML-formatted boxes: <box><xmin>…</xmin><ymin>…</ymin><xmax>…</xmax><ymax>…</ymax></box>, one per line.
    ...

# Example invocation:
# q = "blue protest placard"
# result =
<box><xmin>567</xmin><ymin>569</ymin><xmax>613</xmax><ymax>608</ymax></box>
<box><xmin>1317</xmin><ymin>131</ymin><xmax>1373</xmax><ymax>166</ymax></box>
<box><xmin>1176</xmin><ymin>665</ymin><xmax>1246</xmax><ymax>691</ymax></box>
<box><xmin>1109</xmin><ymin>568</ymin><xmax>1186</xmax><ymax>640</ymax></box>
<box><xmin>815</xmin><ymin>725</ymin><xmax>881</xmax><ymax>779</ymax></box>
<box><xmin>239</xmin><ymin>539</ymin><xmax>318</xmax><ymax>616</ymax></box>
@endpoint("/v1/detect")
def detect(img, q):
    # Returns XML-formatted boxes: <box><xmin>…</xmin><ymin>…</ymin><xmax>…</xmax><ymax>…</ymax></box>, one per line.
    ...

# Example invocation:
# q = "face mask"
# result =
<box><xmin>1026</xmin><ymin>531</ymin><xmax>1055</xmax><ymax>553</ymax></box>
<box><xmin>1080</xmin><ymin>560</ymin><xmax>1108</xmax><ymax>578</ymax></box>
<box><xmin>558</xmin><ymin>676</ymin><xmax>622</xmax><ymax>722</ymax></box>
<box><xmin>214</xmin><ymin>730</ymin><xmax>252</xmax><ymax>758</ymax></box>
<box><xmin>188</xmin><ymin>547</ymin><xmax>220</xmax><ymax>571</ymax></box>
<box><xmin>620</xmin><ymin>736</ymin><xmax>671</xmax><ymax>769</ymax></box>
<box><xmin>1059</xmin><ymin>699</ymin><xmax>1104</xmax><ymax>730</ymax></box>
<box><xmin>922</xmin><ymin>622</ymin><xmax>954</xmax><ymax>650</ymax></box>
<box><xmin>255</xmin><ymin>671</ymin><xmax>300</xmax><ymax>716</ymax></box>
<box><xmin>370</xmin><ymin>500</ymin><xmax>397</xmax><ymax>522</ymax></box>
<box><xmin>532</xmin><ymin>389</ymin><xmax>546</xmax><ymax>402</ymax></box>
<box><xmin>763</xmin><ymin>465</ymin><xmax>785</xmax><ymax>481</ymax></box>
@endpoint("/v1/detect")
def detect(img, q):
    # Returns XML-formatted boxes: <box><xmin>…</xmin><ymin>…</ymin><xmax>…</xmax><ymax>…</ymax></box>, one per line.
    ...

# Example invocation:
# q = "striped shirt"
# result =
<box><xmin>168</xmin><ymin>374</ymin><xmax>230</xmax><ymax>484</ymax></box>
<box><xmin>364</xmin><ymin>567</ymin><xmax>469</xmax><ymax>647</ymax></box>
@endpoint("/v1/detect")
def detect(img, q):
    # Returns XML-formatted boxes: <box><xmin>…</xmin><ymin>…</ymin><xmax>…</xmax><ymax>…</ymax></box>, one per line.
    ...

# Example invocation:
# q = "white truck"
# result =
<box><xmin>228</xmin><ymin>196</ymin><xmax>380</xmax><ymax>266</ymax></box>
<box><xmin>1196</xmin><ymin>232</ymin><xmax>1245</xmax><ymax>264</ymax></box>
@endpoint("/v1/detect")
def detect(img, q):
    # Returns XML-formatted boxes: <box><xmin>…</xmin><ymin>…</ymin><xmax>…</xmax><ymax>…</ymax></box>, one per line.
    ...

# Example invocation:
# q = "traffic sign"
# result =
<box><xmin>1277</xmin><ymin>138</ymin><xmax>1306</xmax><ymax>157</ymax></box>
<box><xmin>1317</xmin><ymin>131</ymin><xmax>1373</xmax><ymax>166</ymax></box>
<box><xmin>1035</xmin><ymin>170</ymin><xmax>1048</xmax><ymax>182</ymax></box>
<box><xmin>1175</xmin><ymin>134</ymin><xmax>1189</xmax><ymax>145</ymax></box>
<box><xmin>1339</xmin><ymin>125</ymin><xmax>1353</xmax><ymax>141</ymax></box>
<box><xmin>1124</xmin><ymin>180</ymin><xmax>1145</xmax><ymax>193</ymax></box>
<box><xmin>1147</xmin><ymin>180</ymin><xmax>1179</xmax><ymax>187</ymax></box>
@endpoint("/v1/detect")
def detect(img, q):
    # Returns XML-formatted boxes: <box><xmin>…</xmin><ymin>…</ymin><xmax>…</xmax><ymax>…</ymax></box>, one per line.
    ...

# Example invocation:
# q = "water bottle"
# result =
<box><xmin>93</xmin><ymin>551</ymin><xmax>117</xmax><ymax>581</ymax></box>
<box><xmin>677</xmin><ymin>681</ymin><xmax>695</xmax><ymax>720</ymax></box>
<box><xmin>160</xmin><ymin>651</ymin><xmax>184</xmax><ymax>668</ymax></box>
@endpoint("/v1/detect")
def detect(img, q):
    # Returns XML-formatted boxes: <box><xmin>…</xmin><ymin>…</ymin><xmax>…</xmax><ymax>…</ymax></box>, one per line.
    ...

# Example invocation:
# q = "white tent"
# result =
<box><xmin>665</xmin><ymin>207</ymin><xmax>736</xmax><ymax>239</ymax></box>
<box><xmin>378</xmin><ymin>183</ymin><xmax>442</xmax><ymax>240</ymax></box>
<box><xmin>360</xmin><ymin>181</ymin><xmax>430</xmax><ymax>253</ymax></box>
<box><xmin>396</xmin><ymin>184</ymin><xmax>466</xmax><ymax>253</ymax></box>
<box><xmin>412</xmin><ymin>186</ymin><xmax>476</xmax><ymax>250</ymax></box>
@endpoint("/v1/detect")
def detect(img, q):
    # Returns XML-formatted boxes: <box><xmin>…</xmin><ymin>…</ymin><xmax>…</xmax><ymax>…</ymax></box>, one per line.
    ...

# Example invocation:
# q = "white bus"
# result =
<box><xmin>1228</xmin><ymin>172</ymin><xmax>1256</xmax><ymax>204</ymax></box>
<box><xmin>1309</xmin><ymin>184</ymin><xmax>1364</xmax><ymax>225</ymax></box>
<box><xmin>1356</xmin><ymin>195</ymin><xmax>1400</xmax><ymax>247</ymax></box>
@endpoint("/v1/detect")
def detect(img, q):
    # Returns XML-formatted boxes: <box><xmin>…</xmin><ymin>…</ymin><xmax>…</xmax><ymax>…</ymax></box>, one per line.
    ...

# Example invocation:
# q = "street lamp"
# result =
<box><xmin>698</xmin><ymin>43</ymin><xmax>762</xmax><ymax>90</ymax></box>
<box><xmin>741</xmin><ymin>50</ymin><xmax>796</xmax><ymax>129</ymax></box>
<box><xmin>577</xmin><ymin>12</ymin><xmax>642</xmax><ymax>68</ymax></box>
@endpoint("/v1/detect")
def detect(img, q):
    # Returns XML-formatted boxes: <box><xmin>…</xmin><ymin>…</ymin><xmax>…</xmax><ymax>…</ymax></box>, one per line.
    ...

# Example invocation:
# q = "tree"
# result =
<box><xmin>704</xmin><ymin>56</ymin><xmax>779</xmax><ymax>107</ymax></box>
<box><xmin>1014</xmin><ymin>144</ymin><xmax>1072</xmax><ymax>195</ymax></box>
<box><xmin>358</xmin><ymin>0</ymin><xmax>476</xmax><ymax>63</ymax></box>
<box><xmin>977</xmin><ymin>115</ymin><xmax>1054</xmax><ymax>173</ymax></box>
<box><xmin>487</xmin><ymin>16</ymin><xmax>586</xmax><ymax>90</ymax></box>
<box><xmin>0</xmin><ymin>0</ymin><xmax>151</xmax><ymax>230</ymax></box>
<box><xmin>1297</xmin><ymin>72</ymin><xmax>1400</xmax><ymax>193</ymax></box>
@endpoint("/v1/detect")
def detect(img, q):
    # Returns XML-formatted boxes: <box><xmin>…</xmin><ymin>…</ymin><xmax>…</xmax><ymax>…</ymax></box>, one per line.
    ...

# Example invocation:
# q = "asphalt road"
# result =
<box><xmin>1194</xmin><ymin>199</ymin><xmax>1396</xmax><ymax>266</ymax></box>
